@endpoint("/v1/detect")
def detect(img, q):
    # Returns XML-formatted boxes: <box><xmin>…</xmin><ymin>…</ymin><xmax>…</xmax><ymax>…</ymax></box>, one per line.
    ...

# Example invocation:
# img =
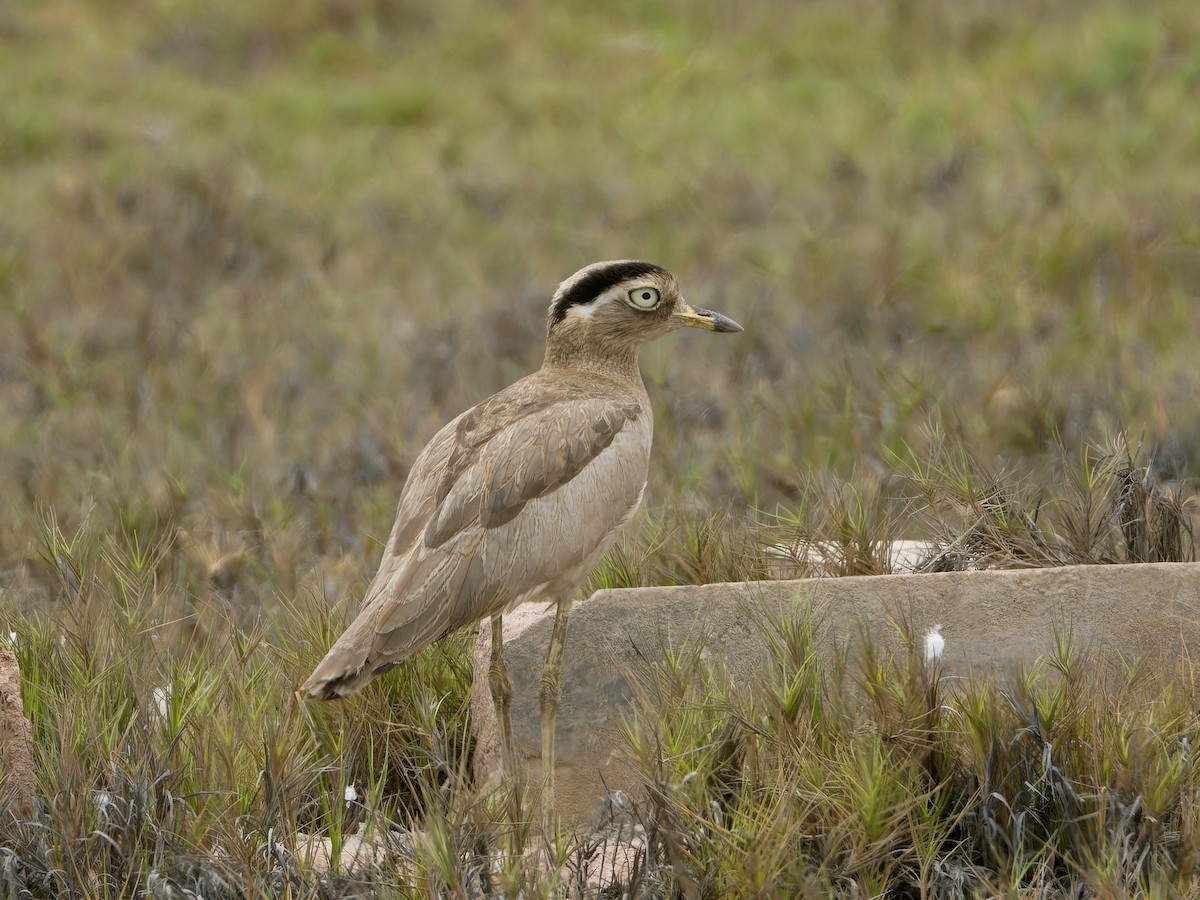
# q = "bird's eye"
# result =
<box><xmin>629</xmin><ymin>287</ymin><xmax>660</xmax><ymax>309</ymax></box>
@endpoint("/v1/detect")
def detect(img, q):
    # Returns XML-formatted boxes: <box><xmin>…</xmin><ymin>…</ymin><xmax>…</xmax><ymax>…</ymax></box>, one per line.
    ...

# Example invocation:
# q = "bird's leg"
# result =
<box><xmin>539</xmin><ymin>594</ymin><xmax>574</xmax><ymax>836</ymax></box>
<box><xmin>488</xmin><ymin>615</ymin><xmax>516</xmax><ymax>784</ymax></box>
<box><xmin>489</xmin><ymin>615</ymin><xmax>527</xmax><ymax>862</ymax></box>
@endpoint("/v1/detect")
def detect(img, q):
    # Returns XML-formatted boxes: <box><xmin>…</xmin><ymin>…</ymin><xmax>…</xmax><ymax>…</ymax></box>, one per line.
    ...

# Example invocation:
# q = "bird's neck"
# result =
<box><xmin>541</xmin><ymin>340</ymin><xmax>645</xmax><ymax>387</ymax></box>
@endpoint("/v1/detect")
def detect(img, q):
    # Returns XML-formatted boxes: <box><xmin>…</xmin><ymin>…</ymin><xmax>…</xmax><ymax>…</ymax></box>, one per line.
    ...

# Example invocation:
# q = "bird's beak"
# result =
<box><xmin>671</xmin><ymin>302</ymin><xmax>744</xmax><ymax>333</ymax></box>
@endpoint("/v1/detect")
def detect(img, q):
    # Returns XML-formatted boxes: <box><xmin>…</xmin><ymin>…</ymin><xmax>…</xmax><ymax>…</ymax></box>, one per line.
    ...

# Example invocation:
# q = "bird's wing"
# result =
<box><xmin>374</xmin><ymin>391</ymin><xmax>645</xmax><ymax>636</ymax></box>
<box><xmin>300</xmin><ymin>385</ymin><xmax>648</xmax><ymax>698</ymax></box>
<box><xmin>423</xmin><ymin>394</ymin><xmax>644</xmax><ymax>547</ymax></box>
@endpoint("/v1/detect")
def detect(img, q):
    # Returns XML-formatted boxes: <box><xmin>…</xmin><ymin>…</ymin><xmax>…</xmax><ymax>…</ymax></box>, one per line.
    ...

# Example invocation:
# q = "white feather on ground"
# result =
<box><xmin>924</xmin><ymin>625</ymin><xmax>945</xmax><ymax>663</ymax></box>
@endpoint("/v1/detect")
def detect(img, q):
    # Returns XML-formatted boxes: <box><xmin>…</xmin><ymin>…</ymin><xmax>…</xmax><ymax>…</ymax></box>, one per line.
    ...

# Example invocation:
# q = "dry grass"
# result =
<box><xmin>773</xmin><ymin>428</ymin><xmax>1196</xmax><ymax>578</ymax></box>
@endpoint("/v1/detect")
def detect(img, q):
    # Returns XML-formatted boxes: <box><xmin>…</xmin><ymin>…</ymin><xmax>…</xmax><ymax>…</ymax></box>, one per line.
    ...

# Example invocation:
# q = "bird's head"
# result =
<box><xmin>544</xmin><ymin>260</ymin><xmax>742</xmax><ymax>370</ymax></box>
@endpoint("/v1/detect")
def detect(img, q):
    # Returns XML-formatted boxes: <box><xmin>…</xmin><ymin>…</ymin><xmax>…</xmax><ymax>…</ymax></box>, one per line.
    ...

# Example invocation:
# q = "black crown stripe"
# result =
<box><xmin>550</xmin><ymin>261</ymin><xmax>667</xmax><ymax>327</ymax></box>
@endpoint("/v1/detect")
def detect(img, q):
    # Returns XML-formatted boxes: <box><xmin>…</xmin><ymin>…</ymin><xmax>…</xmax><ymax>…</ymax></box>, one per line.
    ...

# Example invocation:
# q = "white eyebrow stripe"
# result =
<box><xmin>562</xmin><ymin>284</ymin><xmax>638</xmax><ymax>320</ymax></box>
<box><xmin>564</xmin><ymin>301</ymin><xmax>602</xmax><ymax>320</ymax></box>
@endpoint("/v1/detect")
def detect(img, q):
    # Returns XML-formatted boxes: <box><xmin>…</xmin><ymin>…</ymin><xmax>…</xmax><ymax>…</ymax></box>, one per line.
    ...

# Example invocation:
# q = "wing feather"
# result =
<box><xmin>378</xmin><ymin>396</ymin><xmax>643</xmax><ymax>634</ymax></box>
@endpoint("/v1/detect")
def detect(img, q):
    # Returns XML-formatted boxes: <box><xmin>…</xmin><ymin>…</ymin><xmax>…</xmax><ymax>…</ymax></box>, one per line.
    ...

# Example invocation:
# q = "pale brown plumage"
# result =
<box><xmin>300</xmin><ymin>261</ymin><xmax>741</xmax><ymax>702</ymax></box>
<box><xmin>301</xmin><ymin>372</ymin><xmax>651</xmax><ymax>698</ymax></box>
<box><xmin>298</xmin><ymin>262</ymin><xmax>741</xmax><ymax>826</ymax></box>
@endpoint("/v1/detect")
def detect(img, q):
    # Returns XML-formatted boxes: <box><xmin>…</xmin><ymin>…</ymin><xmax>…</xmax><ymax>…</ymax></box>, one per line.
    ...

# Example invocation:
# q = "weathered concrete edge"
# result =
<box><xmin>581</xmin><ymin>561</ymin><xmax>1200</xmax><ymax>671</ymax></box>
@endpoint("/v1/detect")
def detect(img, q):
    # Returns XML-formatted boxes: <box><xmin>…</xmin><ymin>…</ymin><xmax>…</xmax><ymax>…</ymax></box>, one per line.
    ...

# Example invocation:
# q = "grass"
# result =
<box><xmin>625</xmin><ymin>606</ymin><xmax>1200</xmax><ymax>897</ymax></box>
<box><xmin>1</xmin><ymin>0</ymin><xmax>1199</xmax><ymax>894</ymax></box>
<box><xmin>773</xmin><ymin>428</ymin><xmax>1196</xmax><ymax>578</ymax></box>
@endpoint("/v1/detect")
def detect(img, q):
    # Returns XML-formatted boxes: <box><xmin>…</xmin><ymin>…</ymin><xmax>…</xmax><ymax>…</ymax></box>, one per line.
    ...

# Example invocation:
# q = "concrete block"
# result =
<box><xmin>472</xmin><ymin>563</ymin><xmax>1200</xmax><ymax>828</ymax></box>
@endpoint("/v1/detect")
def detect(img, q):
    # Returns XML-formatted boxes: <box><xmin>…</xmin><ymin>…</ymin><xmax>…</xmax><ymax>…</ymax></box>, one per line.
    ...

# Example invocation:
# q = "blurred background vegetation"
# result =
<box><xmin>1</xmin><ymin>0</ymin><xmax>1199</xmax><ymax>893</ymax></box>
<box><xmin>3</xmin><ymin>0</ymin><xmax>1199</xmax><ymax>577</ymax></box>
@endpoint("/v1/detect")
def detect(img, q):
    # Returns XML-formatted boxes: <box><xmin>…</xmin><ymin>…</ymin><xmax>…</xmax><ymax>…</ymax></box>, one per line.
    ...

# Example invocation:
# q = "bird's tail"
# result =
<box><xmin>298</xmin><ymin>613</ymin><xmax>380</xmax><ymax>700</ymax></box>
<box><xmin>299</xmin><ymin>655</ymin><xmax>369</xmax><ymax>700</ymax></box>
<box><xmin>298</xmin><ymin>561</ymin><xmax>451</xmax><ymax>700</ymax></box>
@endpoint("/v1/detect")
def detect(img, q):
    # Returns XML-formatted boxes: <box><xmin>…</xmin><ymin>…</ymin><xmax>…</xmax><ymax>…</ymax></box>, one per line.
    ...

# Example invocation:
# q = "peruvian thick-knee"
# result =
<box><xmin>298</xmin><ymin>260</ymin><xmax>743</xmax><ymax>823</ymax></box>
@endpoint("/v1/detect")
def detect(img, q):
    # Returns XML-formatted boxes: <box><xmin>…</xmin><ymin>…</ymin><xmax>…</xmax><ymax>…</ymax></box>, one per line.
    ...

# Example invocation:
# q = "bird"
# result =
<box><xmin>299</xmin><ymin>260</ymin><xmax>742</xmax><ymax>828</ymax></box>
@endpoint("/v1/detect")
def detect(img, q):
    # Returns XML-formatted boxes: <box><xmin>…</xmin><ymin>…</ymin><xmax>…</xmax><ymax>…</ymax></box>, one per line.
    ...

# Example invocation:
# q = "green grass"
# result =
<box><xmin>1</xmin><ymin>0</ymin><xmax>1199</xmax><ymax>895</ymax></box>
<box><xmin>626</xmin><ymin>606</ymin><xmax>1200</xmax><ymax>896</ymax></box>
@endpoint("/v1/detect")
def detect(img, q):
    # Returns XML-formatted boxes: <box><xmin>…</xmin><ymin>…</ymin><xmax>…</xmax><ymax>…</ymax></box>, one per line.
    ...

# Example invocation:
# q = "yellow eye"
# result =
<box><xmin>629</xmin><ymin>287</ymin><xmax>660</xmax><ymax>309</ymax></box>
